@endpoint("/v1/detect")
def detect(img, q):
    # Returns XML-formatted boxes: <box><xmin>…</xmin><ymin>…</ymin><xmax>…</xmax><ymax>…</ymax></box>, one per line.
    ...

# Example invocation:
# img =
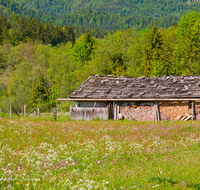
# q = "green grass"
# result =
<box><xmin>0</xmin><ymin>112</ymin><xmax>71</xmax><ymax>121</ymax></box>
<box><xmin>0</xmin><ymin>115</ymin><xmax>200</xmax><ymax>189</ymax></box>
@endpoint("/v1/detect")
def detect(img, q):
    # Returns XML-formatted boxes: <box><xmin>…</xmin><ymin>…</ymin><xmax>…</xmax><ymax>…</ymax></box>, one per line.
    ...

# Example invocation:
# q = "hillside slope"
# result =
<box><xmin>1</xmin><ymin>0</ymin><xmax>200</xmax><ymax>29</ymax></box>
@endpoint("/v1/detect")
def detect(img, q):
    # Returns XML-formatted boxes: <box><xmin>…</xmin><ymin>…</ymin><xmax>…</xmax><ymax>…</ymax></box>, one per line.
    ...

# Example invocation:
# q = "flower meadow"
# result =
<box><xmin>0</xmin><ymin>117</ymin><xmax>200</xmax><ymax>189</ymax></box>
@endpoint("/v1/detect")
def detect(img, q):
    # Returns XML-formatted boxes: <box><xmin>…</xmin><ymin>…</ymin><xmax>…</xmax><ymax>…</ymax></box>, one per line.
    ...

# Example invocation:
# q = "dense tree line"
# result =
<box><xmin>1</xmin><ymin>12</ymin><xmax>200</xmax><ymax>112</ymax></box>
<box><xmin>0</xmin><ymin>14</ymin><xmax>75</xmax><ymax>46</ymax></box>
<box><xmin>1</xmin><ymin>0</ymin><xmax>200</xmax><ymax>30</ymax></box>
<box><xmin>0</xmin><ymin>14</ymin><xmax>108</xmax><ymax>46</ymax></box>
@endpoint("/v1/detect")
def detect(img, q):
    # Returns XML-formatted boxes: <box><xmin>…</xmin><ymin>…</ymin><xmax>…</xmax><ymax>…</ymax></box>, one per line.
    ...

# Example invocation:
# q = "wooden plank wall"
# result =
<box><xmin>70</xmin><ymin>107</ymin><xmax>109</xmax><ymax>120</ymax></box>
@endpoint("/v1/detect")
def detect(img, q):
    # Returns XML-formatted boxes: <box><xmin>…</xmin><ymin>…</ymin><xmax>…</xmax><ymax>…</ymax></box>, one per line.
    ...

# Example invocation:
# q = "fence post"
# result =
<box><xmin>34</xmin><ymin>108</ymin><xmax>36</xmax><ymax>117</ymax></box>
<box><xmin>22</xmin><ymin>105</ymin><xmax>24</xmax><ymax>116</ymax></box>
<box><xmin>24</xmin><ymin>105</ymin><xmax>26</xmax><ymax>116</ymax></box>
<box><xmin>0</xmin><ymin>108</ymin><xmax>2</xmax><ymax>113</ymax></box>
<box><xmin>10</xmin><ymin>105</ymin><xmax>12</xmax><ymax>118</ymax></box>
<box><xmin>53</xmin><ymin>108</ymin><xmax>57</xmax><ymax>121</ymax></box>
<box><xmin>38</xmin><ymin>108</ymin><xmax>40</xmax><ymax>117</ymax></box>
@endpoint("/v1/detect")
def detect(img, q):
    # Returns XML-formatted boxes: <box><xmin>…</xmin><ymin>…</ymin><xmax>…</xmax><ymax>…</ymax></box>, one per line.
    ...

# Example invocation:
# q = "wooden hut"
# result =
<box><xmin>57</xmin><ymin>75</ymin><xmax>200</xmax><ymax>121</ymax></box>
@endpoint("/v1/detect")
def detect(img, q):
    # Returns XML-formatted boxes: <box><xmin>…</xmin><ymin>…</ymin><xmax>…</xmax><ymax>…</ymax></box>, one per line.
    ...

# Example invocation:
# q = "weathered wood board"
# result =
<box><xmin>70</xmin><ymin>107</ymin><xmax>109</xmax><ymax>120</ymax></box>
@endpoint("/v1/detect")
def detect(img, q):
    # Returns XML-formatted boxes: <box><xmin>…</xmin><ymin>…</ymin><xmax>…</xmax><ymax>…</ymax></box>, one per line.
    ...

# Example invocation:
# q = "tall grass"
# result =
<box><xmin>0</xmin><ymin>116</ymin><xmax>200</xmax><ymax>189</ymax></box>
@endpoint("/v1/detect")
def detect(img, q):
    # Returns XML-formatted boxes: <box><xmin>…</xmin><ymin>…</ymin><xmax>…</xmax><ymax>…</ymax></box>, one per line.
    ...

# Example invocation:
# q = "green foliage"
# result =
<box><xmin>28</xmin><ymin>75</ymin><xmax>48</xmax><ymax>108</ymax></box>
<box><xmin>175</xmin><ymin>11</ymin><xmax>200</xmax><ymax>75</ymax></box>
<box><xmin>90</xmin><ymin>30</ymin><xmax>138</xmax><ymax>77</ymax></box>
<box><xmin>73</xmin><ymin>33</ymin><xmax>96</xmax><ymax>66</ymax></box>
<box><xmin>2</xmin><ymin>0</ymin><xmax>200</xmax><ymax>30</ymax></box>
<box><xmin>5</xmin><ymin>0</ymin><xmax>200</xmax><ymax>30</ymax></box>
<box><xmin>0</xmin><ymin>14</ymin><xmax>107</xmax><ymax>47</ymax></box>
<box><xmin>2</xmin><ymin>12</ymin><xmax>200</xmax><ymax>111</ymax></box>
<box><xmin>151</xmin><ymin>176</ymin><xmax>177</xmax><ymax>186</ymax></box>
<box><xmin>142</xmin><ymin>22</ymin><xmax>164</xmax><ymax>77</ymax></box>
<box><xmin>48</xmin><ymin>84</ymin><xmax>59</xmax><ymax>108</ymax></box>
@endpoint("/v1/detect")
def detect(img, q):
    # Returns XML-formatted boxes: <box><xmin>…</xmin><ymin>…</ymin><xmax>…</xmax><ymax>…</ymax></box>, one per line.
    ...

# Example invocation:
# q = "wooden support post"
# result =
<box><xmin>110</xmin><ymin>103</ymin><xmax>112</xmax><ymax>119</ymax></box>
<box><xmin>156</xmin><ymin>102</ymin><xmax>160</xmax><ymax>121</ymax></box>
<box><xmin>154</xmin><ymin>107</ymin><xmax>157</xmax><ymax>121</ymax></box>
<box><xmin>192</xmin><ymin>101</ymin><xmax>195</xmax><ymax>120</ymax></box>
<box><xmin>10</xmin><ymin>105</ymin><xmax>12</xmax><ymax>118</ymax></box>
<box><xmin>24</xmin><ymin>105</ymin><xmax>26</xmax><ymax>116</ymax></box>
<box><xmin>38</xmin><ymin>108</ymin><xmax>40</xmax><ymax>117</ymax></box>
<box><xmin>0</xmin><ymin>108</ymin><xmax>2</xmax><ymax>113</ymax></box>
<box><xmin>53</xmin><ymin>108</ymin><xmax>57</xmax><ymax>121</ymax></box>
<box><xmin>113</xmin><ymin>102</ymin><xmax>116</xmax><ymax>120</ymax></box>
<box><xmin>116</xmin><ymin>105</ymin><xmax>119</xmax><ymax>120</ymax></box>
<box><xmin>34</xmin><ymin>108</ymin><xmax>36</xmax><ymax>117</ymax></box>
<box><xmin>22</xmin><ymin>105</ymin><xmax>24</xmax><ymax>116</ymax></box>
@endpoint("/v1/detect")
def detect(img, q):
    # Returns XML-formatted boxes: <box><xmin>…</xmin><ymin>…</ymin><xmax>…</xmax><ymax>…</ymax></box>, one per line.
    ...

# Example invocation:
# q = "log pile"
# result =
<box><xmin>120</xmin><ymin>105</ymin><xmax>155</xmax><ymax>121</ymax></box>
<box><xmin>120</xmin><ymin>101</ymin><xmax>200</xmax><ymax>121</ymax></box>
<box><xmin>159</xmin><ymin>101</ymin><xmax>191</xmax><ymax>121</ymax></box>
<box><xmin>175</xmin><ymin>114</ymin><xmax>192</xmax><ymax>121</ymax></box>
<box><xmin>195</xmin><ymin>104</ymin><xmax>200</xmax><ymax>114</ymax></box>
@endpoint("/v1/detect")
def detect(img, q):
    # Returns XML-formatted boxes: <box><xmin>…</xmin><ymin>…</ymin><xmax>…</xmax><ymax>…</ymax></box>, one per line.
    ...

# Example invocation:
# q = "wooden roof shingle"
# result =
<box><xmin>69</xmin><ymin>75</ymin><xmax>200</xmax><ymax>100</ymax></box>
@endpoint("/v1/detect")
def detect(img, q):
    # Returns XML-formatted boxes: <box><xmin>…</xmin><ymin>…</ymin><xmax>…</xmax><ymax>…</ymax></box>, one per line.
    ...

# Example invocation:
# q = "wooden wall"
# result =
<box><xmin>70</xmin><ymin>101</ymin><xmax>199</xmax><ymax>121</ymax></box>
<box><xmin>70</xmin><ymin>107</ymin><xmax>109</xmax><ymax>120</ymax></box>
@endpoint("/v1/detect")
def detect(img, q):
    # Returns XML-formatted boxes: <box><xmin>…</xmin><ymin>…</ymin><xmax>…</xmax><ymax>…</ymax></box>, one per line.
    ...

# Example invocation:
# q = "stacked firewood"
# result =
<box><xmin>120</xmin><ymin>105</ymin><xmax>155</xmax><ymax>121</ymax></box>
<box><xmin>159</xmin><ymin>102</ymin><xmax>191</xmax><ymax>121</ymax></box>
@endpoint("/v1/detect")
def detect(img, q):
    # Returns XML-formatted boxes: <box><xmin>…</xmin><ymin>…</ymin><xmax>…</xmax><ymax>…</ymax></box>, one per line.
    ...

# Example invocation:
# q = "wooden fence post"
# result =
<box><xmin>53</xmin><ymin>108</ymin><xmax>57</xmax><ymax>121</ymax></box>
<box><xmin>38</xmin><ymin>108</ymin><xmax>40</xmax><ymax>117</ymax></box>
<box><xmin>10</xmin><ymin>105</ymin><xmax>12</xmax><ymax>118</ymax></box>
<box><xmin>34</xmin><ymin>108</ymin><xmax>36</xmax><ymax>117</ymax></box>
<box><xmin>0</xmin><ymin>108</ymin><xmax>2</xmax><ymax>113</ymax></box>
<box><xmin>24</xmin><ymin>105</ymin><xmax>26</xmax><ymax>116</ymax></box>
<box><xmin>22</xmin><ymin>105</ymin><xmax>24</xmax><ymax>116</ymax></box>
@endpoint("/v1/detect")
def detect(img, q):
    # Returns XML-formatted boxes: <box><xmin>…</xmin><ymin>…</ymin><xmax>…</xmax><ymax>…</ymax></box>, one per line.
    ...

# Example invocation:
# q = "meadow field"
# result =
<box><xmin>0</xmin><ymin>114</ymin><xmax>200</xmax><ymax>189</ymax></box>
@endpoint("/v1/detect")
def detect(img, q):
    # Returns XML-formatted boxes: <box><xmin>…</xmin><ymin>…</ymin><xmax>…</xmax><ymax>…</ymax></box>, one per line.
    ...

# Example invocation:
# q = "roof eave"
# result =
<box><xmin>57</xmin><ymin>98</ymin><xmax>200</xmax><ymax>101</ymax></box>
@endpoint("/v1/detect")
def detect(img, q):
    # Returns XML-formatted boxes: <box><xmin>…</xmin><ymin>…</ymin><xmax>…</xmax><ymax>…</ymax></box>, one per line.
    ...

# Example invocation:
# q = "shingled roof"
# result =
<box><xmin>69</xmin><ymin>75</ymin><xmax>200</xmax><ymax>100</ymax></box>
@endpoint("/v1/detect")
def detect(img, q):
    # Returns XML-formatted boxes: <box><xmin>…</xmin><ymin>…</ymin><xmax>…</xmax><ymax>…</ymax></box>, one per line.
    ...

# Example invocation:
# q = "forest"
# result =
<box><xmin>1</xmin><ymin>0</ymin><xmax>200</xmax><ymax>29</ymax></box>
<box><xmin>1</xmin><ymin>11</ymin><xmax>200</xmax><ymax>112</ymax></box>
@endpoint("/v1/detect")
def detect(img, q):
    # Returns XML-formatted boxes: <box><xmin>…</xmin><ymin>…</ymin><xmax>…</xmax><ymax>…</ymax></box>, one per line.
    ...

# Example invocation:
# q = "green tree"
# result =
<box><xmin>29</xmin><ymin>75</ymin><xmax>48</xmax><ymax>108</ymax></box>
<box><xmin>142</xmin><ymin>22</ymin><xmax>164</xmax><ymax>77</ymax></box>
<box><xmin>89</xmin><ymin>30</ymin><xmax>139</xmax><ymax>77</ymax></box>
<box><xmin>47</xmin><ymin>84</ymin><xmax>59</xmax><ymax>108</ymax></box>
<box><xmin>73</xmin><ymin>32</ymin><xmax>96</xmax><ymax>66</ymax></box>
<box><xmin>64</xmin><ymin>25</ymin><xmax>75</xmax><ymax>45</ymax></box>
<box><xmin>0</xmin><ymin>15</ymin><xmax>9</xmax><ymax>43</ymax></box>
<box><xmin>51</xmin><ymin>24</ymin><xmax>64</xmax><ymax>46</ymax></box>
<box><xmin>175</xmin><ymin>11</ymin><xmax>200</xmax><ymax>75</ymax></box>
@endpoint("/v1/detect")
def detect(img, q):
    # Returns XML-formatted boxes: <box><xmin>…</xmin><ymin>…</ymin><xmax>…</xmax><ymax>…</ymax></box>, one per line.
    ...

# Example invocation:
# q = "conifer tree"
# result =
<box><xmin>0</xmin><ymin>15</ymin><xmax>9</xmax><ymax>43</ymax></box>
<box><xmin>73</xmin><ymin>32</ymin><xmax>96</xmax><ymax>66</ymax></box>
<box><xmin>16</xmin><ymin>15</ymin><xmax>27</xmax><ymax>42</ymax></box>
<box><xmin>64</xmin><ymin>25</ymin><xmax>75</xmax><ymax>45</ymax></box>
<box><xmin>142</xmin><ymin>22</ymin><xmax>163</xmax><ymax>77</ymax></box>
<box><xmin>44</xmin><ymin>21</ymin><xmax>54</xmax><ymax>45</ymax></box>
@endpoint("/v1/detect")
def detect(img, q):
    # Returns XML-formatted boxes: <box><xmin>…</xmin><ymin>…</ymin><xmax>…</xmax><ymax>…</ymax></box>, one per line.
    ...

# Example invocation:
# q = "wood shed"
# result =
<box><xmin>58</xmin><ymin>75</ymin><xmax>200</xmax><ymax>121</ymax></box>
